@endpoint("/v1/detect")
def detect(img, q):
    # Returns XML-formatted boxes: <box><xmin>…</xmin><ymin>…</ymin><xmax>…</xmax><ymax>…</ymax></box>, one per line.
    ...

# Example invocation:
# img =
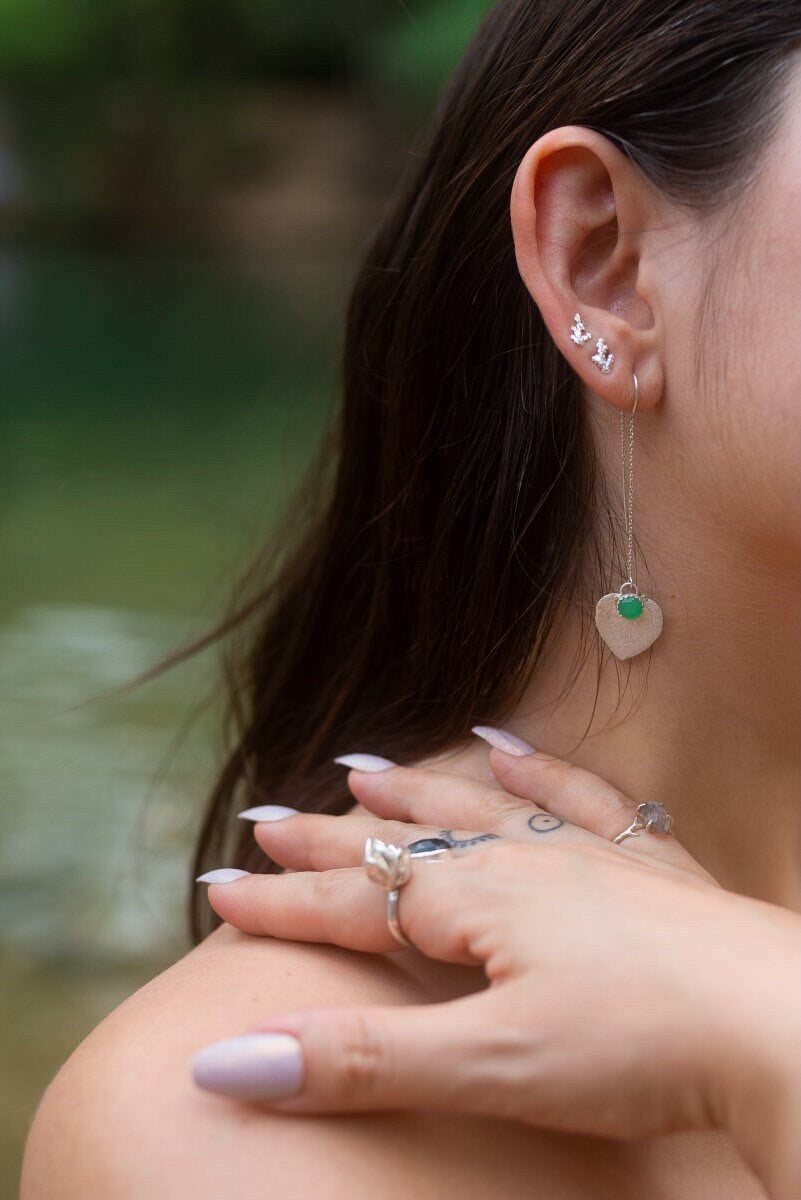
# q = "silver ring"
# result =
<box><xmin>363</xmin><ymin>836</ymin><xmax>412</xmax><ymax>888</ymax></box>
<box><xmin>385</xmin><ymin>888</ymin><xmax>413</xmax><ymax>948</ymax></box>
<box><xmin>363</xmin><ymin>837</ymin><xmax>416</xmax><ymax>948</ymax></box>
<box><xmin>613</xmin><ymin>801</ymin><xmax>673</xmax><ymax>844</ymax></box>
<box><xmin>364</xmin><ymin>836</ymin><xmax>453</xmax><ymax>950</ymax></box>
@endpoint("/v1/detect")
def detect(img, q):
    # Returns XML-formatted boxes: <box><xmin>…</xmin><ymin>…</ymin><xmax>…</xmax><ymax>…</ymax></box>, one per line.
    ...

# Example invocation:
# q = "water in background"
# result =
<box><xmin>0</xmin><ymin>246</ymin><xmax>337</xmax><ymax>1189</ymax></box>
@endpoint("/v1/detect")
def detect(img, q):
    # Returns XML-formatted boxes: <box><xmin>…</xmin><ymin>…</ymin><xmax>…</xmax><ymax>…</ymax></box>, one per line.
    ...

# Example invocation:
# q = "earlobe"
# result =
<box><xmin>510</xmin><ymin>127</ymin><xmax>663</xmax><ymax>410</ymax></box>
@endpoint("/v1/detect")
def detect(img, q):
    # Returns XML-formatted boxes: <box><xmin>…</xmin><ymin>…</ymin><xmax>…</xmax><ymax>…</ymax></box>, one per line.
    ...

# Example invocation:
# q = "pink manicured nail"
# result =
<box><xmin>195</xmin><ymin>868</ymin><xmax>251</xmax><ymax>884</ymax></box>
<box><xmin>192</xmin><ymin>1033</ymin><xmax>304</xmax><ymax>1102</ymax></box>
<box><xmin>471</xmin><ymin>725</ymin><xmax>536</xmax><ymax>756</ymax></box>
<box><xmin>237</xmin><ymin>805</ymin><xmax>300</xmax><ymax>822</ymax></box>
<box><xmin>334</xmin><ymin>754</ymin><xmax>396</xmax><ymax>772</ymax></box>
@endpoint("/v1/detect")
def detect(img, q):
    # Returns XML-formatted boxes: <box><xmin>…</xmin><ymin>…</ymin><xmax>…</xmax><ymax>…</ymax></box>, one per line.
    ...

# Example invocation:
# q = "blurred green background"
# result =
<box><xmin>0</xmin><ymin>0</ymin><xmax>490</xmax><ymax>1191</ymax></box>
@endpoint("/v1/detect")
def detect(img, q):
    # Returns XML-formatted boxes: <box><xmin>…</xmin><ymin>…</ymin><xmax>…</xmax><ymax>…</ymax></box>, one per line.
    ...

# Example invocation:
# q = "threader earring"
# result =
<box><xmin>593</xmin><ymin>368</ymin><xmax>663</xmax><ymax>659</ymax></box>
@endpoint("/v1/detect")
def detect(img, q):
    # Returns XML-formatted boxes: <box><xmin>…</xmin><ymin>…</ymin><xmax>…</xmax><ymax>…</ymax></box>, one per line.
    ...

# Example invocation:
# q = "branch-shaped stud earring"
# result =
<box><xmin>570</xmin><ymin>313</ymin><xmax>592</xmax><ymax>345</ymax></box>
<box><xmin>592</xmin><ymin>338</ymin><xmax>615</xmax><ymax>373</ymax></box>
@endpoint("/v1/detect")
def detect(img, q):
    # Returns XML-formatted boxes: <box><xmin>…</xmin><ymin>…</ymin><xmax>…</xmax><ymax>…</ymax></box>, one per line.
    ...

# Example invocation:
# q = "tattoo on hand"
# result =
<box><xmin>435</xmin><ymin>818</ymin><xmax>564</xmax><ymax>847</ymax></box>
<box><xmin>528</xmin><ymin>813</ymin><xmax>565</xmax><ymax>834</ymax></box>
<box><xmin>439</xmin><ymin>830</ymin><xmax>501</xmax><ymax>848</ymax></box>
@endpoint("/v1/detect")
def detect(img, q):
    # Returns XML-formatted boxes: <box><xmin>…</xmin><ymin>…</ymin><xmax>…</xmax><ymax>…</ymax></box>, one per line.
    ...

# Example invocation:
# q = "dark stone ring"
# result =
<box><xmin>406</xmin><ymin>837</ymin><xmax>453</xmax><ymax>860</ymax></box>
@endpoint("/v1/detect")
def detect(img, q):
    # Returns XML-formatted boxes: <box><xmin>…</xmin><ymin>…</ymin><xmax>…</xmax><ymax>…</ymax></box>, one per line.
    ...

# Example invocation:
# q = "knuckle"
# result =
<box><xmin>583</xmin><ymin>777</ymin><xmax>634</xmax><ymax>825</ymax></box>
<box><xmin>472</xmin><ymin>787</ymin><xmax>517</xmax><ymax>825</ymax></box>
<box><xmin>537</xmin><ymin>756</ymin><xmax>575</xmax><ymax>787</ymax></box>
<box><xmin>456</xmin><ymin>838</ymin><xmax>519</xmax><ymax>876</ymax></box>
<box><xmin>388</xmin><ymin>819</ymin><xmax>422</xmax><ymax>845</ymax></box>
<box><xmin>332</xmin><ymin>1012</ymin><xmax>391</xmax><ymax>1102</ymax></box>
<box><xmin>306</xmin><ymin>842</ymin><xmax>333</xmax><ymax>872</ymax></box>
<box><xmin>402</xmin><ymin>767</ymin><xmax>447</xmax><ymax>819</ymax></box>
<box><xmin>602</xmin><ymin>786</ymin><xmax>636</xmax><ymax>824</ymax></box>
<box><xmin>310</xmin><ymin>870</ymin><xmax>346</xmax><ymax>908</ymax></box>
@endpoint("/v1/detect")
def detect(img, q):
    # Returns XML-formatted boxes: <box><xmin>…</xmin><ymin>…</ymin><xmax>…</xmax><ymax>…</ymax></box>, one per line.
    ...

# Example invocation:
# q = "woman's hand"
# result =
<box><xmin>194</xmin><ymin>738</ymin><xmax>800</xmax><ymax>1200</ymax></box>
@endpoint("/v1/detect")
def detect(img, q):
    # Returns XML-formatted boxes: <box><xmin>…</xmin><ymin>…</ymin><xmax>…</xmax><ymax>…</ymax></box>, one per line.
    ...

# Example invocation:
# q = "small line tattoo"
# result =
<box><xmin>439</xmin><ymin>829</ymin><xmax>500</xmax><ymax>848</ymax></box>
<box><xmin>528</xmin><ymin>813</ymin><xmax>564</xmax><ymax>834</ymax></box>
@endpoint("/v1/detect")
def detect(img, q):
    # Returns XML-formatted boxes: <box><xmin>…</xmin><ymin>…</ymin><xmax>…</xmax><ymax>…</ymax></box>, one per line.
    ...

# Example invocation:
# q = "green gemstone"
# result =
<box><xmin>617</xmin><ymin>594</ymin><xmax>644</xmax><ymax>620</ymax></box>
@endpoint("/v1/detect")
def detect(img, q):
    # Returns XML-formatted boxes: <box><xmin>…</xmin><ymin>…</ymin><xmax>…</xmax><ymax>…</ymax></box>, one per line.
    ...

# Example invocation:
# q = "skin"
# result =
<box><xmin>504</xmin><ymin>64</ymin><xmax>801</xmax><ymax>911</ymax></box>
<box><xmin>200</xmin><ymin>751</ymin><xmax>800</xmax><ymax>1199</ymax></box>
<box><xmin>20</xmin><ymin>54</ymin><xmax>801</xmax><ymax>1200</ymax></box>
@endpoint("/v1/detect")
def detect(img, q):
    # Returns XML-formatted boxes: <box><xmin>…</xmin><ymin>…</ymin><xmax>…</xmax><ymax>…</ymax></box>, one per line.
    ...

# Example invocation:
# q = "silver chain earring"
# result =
<box><xmin>594</xmin><ymin>372</ymin><xmax>664</xmax><ymax>660</ymax></box>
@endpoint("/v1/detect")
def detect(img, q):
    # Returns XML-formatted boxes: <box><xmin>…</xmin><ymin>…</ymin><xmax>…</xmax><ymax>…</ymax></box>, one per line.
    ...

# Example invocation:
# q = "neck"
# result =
<box><xmin>505</xmin><ymin>530</ymin><xmax>801</xmax><ymax>910</ymax></box>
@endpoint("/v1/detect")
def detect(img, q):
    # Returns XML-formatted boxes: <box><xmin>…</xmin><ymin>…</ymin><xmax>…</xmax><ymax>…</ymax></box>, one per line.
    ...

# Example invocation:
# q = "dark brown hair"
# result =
<box><xmin>185</xmin><ymin>0</ymin><xmax>800</xmax><ymax>942</ymax></box>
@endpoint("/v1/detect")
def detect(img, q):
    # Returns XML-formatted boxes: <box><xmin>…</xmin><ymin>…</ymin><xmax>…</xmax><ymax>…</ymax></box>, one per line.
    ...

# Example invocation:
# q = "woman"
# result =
<box><xmin>21</xmin><ymin>1</ymin><xmax>800</xmax><ymax>1197</ymax></box>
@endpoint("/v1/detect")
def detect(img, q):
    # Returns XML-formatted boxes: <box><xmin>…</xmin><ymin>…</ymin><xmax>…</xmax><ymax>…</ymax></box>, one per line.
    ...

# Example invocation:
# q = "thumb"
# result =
<box><xmin>192</xmin><ymin>993</ymin><xmax>508</xmax><ymax>1116</ymax></box>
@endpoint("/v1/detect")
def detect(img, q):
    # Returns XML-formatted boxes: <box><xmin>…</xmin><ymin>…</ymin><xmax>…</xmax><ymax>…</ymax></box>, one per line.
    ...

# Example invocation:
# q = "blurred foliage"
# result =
<box><xmin>0</xmin><ymin>0</ymin><xmax>493</xmax><ymax>244</ymax></box>
<box><xmin>369</xmin><ymin>0</ymin><xmax>490</xmax><ymax>101</ymax></box>
<box><xmin>0</xmin><ymin>0</ymin><xmax>491</xmax><ymax>96</ymax></box>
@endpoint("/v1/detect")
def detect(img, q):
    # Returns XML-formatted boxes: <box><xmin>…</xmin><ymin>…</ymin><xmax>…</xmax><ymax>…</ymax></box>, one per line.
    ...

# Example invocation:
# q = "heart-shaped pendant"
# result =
<box><xmin>595</xmin><ymin>591</ymin><xmax>663</xmax><ymax>660</ymax></box>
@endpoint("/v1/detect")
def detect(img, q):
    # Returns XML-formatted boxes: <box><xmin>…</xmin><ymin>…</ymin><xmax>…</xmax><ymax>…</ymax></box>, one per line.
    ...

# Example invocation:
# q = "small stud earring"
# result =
<box><xmin>570</xmin><ymin>313</ymin><xmax>592</xmax><ymax>345</ymax></box>
<box><xmin>592</xmin><ymin>338</ymin><xmax>615</xmax><ymax>374</ymax></box>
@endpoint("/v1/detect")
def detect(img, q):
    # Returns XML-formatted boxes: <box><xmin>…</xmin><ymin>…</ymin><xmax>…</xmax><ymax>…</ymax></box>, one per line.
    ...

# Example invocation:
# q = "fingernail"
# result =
<box><xmin>237</xmin><ymin>805</ymin><xmax>300</xmax><ymax>822</ymax></box>
<box><xmin>195</xmin><ymin>868</ymin><xmax>251</xmax><ymax>884</ymax></box>
<box><xmin>192</xmin><ymin>1033</ymin><xmax>304</xmax><ymax>1102</ymax></box>
<box><xmin>471</xmin><ymin>726</ymin><xmax>536</xmax><ymax>756</ymax></box>
<box><xmin>334</xmin><ymin>753</ymin><xmax>396</xmax><ymax>772</ymax></box>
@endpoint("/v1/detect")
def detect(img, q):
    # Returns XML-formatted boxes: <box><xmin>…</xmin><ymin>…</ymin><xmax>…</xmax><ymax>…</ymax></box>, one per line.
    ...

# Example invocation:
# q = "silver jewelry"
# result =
<box><xmin>364</xmin><ymin>836</ymin><xmax>412</xmax><ymax>889</ymax></box>
<box><xmin>364</xmin><ymin>837</ymin><xmax>414</xmax><ymax>948</ymax></box>
<box><xmin>385</xmin><ymin>886</ymin><xmax>413</xmax><ymax>947</ymax></box>
<box><xmin>612</xmin><ymin>801</ymin><xmax>674</xmax><ymax>844</ymax></box>
<box><xmin>406</xmin><ymin>837</ymin><xmax>453</xmax><ymax>860</ymax></box>
<box><xmin>570</xmin><ymin>313</ymin><xmax>592</xmax><ymax>345</ymax></box>
<box><xmin>364</xmin><ymin>836</ymin><xmax>453</xmax><ymax>950</ymax></box>
<box><xmin>594</xmin><ymin>372</ymin><xmax>664</xmax><ymax>660</ymax></box>
<box><xmin>591</xmin><ymin>338</ymin><xmax>615</xmax><ymax>373</ymax></box>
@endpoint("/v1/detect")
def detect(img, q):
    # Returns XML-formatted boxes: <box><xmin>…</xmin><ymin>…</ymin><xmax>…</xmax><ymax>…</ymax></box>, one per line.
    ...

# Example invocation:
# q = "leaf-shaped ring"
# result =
<box><xmin>363</xmin><ymin>837</ymin><xmax>413</xmax><ymax>891</ymax></box>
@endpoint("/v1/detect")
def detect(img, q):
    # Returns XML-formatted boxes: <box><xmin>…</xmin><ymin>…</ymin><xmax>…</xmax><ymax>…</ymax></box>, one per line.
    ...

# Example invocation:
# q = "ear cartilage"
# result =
<box><xmin>591</xmin><ymin>338</ymin><xmax>615</xmax><ymax>373</ymax></box>
<box><xmin>570</xmin><ymin>313</ymin><xmax>592</xmax><ymax>345</ymax></box>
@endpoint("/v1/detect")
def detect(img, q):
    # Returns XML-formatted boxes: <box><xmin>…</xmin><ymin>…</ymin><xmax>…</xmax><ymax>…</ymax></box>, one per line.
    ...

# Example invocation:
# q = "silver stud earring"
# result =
<box><xmin>591</xmin><ymin>338</ymin><xmax>615</xmax><ymax>374</ymax></box>
<box><xmin>594</xmin><ymin>372</ymin><xmax>664</xmax><ymax>660</ymax></box>
<box><xmin>570</xmin><ymin>313</ymin><xmax>592</xmax><ymax>345</ymax></box>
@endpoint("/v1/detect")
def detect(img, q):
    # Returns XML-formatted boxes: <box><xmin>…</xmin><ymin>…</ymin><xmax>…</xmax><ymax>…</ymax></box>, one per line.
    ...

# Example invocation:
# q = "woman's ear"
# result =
<box><xmin>510</xmin><ymin>126</ymin><xmax>665</xmax><ymax>411</ymax></box>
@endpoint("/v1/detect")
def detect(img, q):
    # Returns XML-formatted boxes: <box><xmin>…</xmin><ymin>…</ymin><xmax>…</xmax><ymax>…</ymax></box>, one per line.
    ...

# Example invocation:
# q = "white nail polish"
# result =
<box><xmin>195</xmin><ymin>868</ymin><xmax>251</xmax><ymax>884</ymax></box>
<box><xmin>334</xmin><ymin>753</ymin><xmax>396</xmax><ymax>772</ymax></box>
<box><xmin>192</xmin><ymin>1033</ymin><xmax>305</xmax><ymax>1102</ymax></box>
<box><xmin>237</xmin><ymin>805</ymin><xmax>300</xmax><ymax>822</ymax></box>
<box><xmin>471</xmin><ymin>725</ymin><xmax>536</xmax><ymax>756</ymax></box>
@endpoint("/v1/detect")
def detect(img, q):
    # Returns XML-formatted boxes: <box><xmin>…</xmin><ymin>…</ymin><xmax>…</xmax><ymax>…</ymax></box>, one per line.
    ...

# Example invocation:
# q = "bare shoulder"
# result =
<box><xmin>19</xmin><ymin>921</ymin><xmax>747</xmax><ymax>1200</ymax></box>
<box><xmin>20</xmin><ymin>923</ymin><xmax>589</xmax><ymax>1200</ymax></box>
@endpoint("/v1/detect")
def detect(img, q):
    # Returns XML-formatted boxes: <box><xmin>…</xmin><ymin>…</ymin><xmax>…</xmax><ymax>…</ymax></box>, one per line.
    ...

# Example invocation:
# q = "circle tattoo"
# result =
<box><xmin>528</xmin><ymin>813</ymin><xmax>565</xmax><ymax>835</ymax></box>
